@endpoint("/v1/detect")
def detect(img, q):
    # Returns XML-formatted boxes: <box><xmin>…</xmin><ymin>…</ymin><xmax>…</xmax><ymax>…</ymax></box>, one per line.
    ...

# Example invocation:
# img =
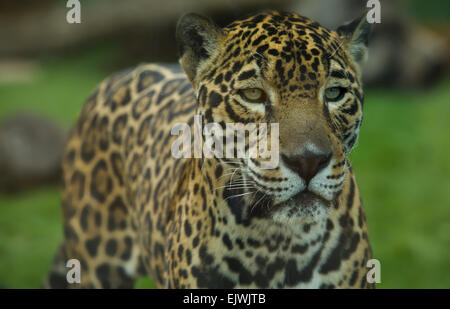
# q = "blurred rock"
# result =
<box><xmin>0</xmin><ymin>113</ymin><xmax>66</xmax><ymax>193</ymax></box>
<box><xmin>0</xmin><ymin>59</ymin><xmax>40</xmax><ymax>84</ymax></box>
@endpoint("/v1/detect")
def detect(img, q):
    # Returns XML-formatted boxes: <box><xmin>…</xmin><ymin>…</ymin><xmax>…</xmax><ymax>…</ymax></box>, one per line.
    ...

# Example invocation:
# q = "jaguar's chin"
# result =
<box><xmin>290</xmin><ymin>190</ymin><xmax>330</xmax><ymax>206</ymax></box>
<box><xmin>270</xmin><ymin>191</ymin><xmax>332</xmax><ymax>223</ymax></box>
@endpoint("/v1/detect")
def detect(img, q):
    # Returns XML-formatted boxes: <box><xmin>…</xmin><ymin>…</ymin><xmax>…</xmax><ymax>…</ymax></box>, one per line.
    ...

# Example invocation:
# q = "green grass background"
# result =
<box><xmin>1</xmin><ymin>44</ymin><xmax>450</xmax><ymax>288</ymax></box>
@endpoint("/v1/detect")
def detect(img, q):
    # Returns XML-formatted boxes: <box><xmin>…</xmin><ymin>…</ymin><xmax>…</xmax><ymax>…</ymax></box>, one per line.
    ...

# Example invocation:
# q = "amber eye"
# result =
<box><xmin>238</xmin><ymin>88</ymin><xmax>267</xmax><ymax>103</ymax></box>
<box><xmin>325</xmin><ymin>87</ymin><xmax>347</xmax><ymax>102</ymax></box>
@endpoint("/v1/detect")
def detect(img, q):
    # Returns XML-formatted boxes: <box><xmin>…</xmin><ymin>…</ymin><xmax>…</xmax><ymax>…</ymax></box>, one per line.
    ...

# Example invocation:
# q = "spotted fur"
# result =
<box><xmin>44</xmin><ymin>11</ymin><xmax>374</xmax><ymax>289</ymax></box>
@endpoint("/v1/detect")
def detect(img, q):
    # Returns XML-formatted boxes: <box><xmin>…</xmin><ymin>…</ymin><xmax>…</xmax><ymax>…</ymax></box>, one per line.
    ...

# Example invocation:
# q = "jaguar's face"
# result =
<box><xmin>177</xmin><ymin>11</ymin><xmax>371</xmax><ymax>222</ymax></box>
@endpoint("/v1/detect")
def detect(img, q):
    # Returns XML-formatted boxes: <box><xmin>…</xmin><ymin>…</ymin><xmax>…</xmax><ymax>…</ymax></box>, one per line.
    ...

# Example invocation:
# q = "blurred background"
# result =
<box><xmin>0</xmin><ymin>0</ymin><xmax>449</xmax><ymax>289</ymax></box>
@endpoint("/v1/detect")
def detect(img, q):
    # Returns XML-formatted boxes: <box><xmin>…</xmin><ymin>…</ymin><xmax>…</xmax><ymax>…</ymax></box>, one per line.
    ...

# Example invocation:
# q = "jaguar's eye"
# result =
<box><xmin>325</xmin><ymin>87</ymin><xmax>347</xmax><ymax>102</ymax></box>
<box><xmin>238</xmin><ymin>88</ymin><xmax>267</xmax><ymax>103</ymax></box>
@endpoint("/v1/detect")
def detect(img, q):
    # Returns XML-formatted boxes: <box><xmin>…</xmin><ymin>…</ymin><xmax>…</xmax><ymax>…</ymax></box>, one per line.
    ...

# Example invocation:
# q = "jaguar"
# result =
<box><xmin>45</xmin><ymin>10</ymin><xmax>374</xmax><ymax>289</ymax></box>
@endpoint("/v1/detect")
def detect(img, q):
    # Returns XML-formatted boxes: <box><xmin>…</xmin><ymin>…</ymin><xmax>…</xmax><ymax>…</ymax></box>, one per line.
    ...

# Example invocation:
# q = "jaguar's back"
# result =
<box><xmin>45</xmin><ymin>64</ymin><xmax>196</xmax><ymax>288</ymax></box>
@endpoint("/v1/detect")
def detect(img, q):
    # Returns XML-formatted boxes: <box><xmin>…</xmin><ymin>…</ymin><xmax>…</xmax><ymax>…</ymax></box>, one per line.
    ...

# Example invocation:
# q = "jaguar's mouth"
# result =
<box><xmin>267</xmin><ymin>190</ymin><xmax>332</xmax><ymax>222</ymax></box>
<box><xmin>244</xmin><ymin>189</ymin><xmax>332</xmax><ymax>221</ymax></box>
<box><xmin>239</xmin><ymin>171</ymin><xmax>333</xmax><ymax>220</ymax></box>
<box><xmin>274</xmin><ymin>190</ymin><xmax>331</xmax><ymax>209</ymax></box>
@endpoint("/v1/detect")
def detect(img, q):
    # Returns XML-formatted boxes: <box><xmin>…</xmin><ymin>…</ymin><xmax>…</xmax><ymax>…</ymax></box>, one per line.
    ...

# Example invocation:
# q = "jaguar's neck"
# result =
<box><xmin>166</xmin><ymin>157</ymin><xmax>371</xmax><ymax>288</ymax></box>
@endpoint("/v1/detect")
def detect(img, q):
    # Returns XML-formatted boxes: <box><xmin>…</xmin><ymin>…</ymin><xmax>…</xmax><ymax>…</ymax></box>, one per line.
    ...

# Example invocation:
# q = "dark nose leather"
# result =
<box><xmin>282</xmin><ymin>151</ymin><xmax>332</xmax><ymax>184</ymax></box>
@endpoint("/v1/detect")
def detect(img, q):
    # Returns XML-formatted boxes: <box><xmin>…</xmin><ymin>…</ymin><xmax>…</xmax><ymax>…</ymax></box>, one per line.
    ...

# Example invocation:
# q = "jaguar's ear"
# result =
<box><xmin>176</xmin><ymin>13</ymin><xmax>223</xmax><ymax>86</ymax></box>
<box><xmin>336</xmin><ymin>12</ymin><xmax>372</xmax><ymax>72</ymax></box>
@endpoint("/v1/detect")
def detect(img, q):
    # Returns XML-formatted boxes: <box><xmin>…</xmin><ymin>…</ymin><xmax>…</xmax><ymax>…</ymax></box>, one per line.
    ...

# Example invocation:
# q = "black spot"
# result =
<box><xmin>193</xmin><ymin>183</ymin><xmax>199</xmax><ymax>195</ymax></box>
<box><xmin>319</xmin><ymin>283</ymin><xmax>335</xmax><ymax>289</ymax></box>
<box><xmin>177</xmin><ymin>245</ymin><xmax>184</xmax><ymax>261</ymax></box>
<box><xmin>311</xmin><ymin>57</ymin><xmax>320</xmax><ymax>72</ymax></box>
<box><xmin>222</xmin><ymin>233</ymin><xmax>233</xmax><ymax>250</ymax></box>
<box><xmin>215</xmin><ymin>165</ymin><xmax>223</xmax><ymax>179</ymax></box>
<box><xmin>291</xmin><ymin>244</ymin><xmax>308</xmax><ymax>254</ymax></box>
<box><xmin>95</xmin><ymin>263</ymin><xmax>111</xmax><ymax>289</ymax></box>
<box><xmin>266</xmin><ymin>48</ymin><xmax>280</xmax><ymax>57</ymax></box>
<box><xmin>137</xmin><ymin>115</ymin><xmax>152</xmax><ymax>146</ymax></box>
<box><xmin>256</xmin><ymin>44</ymin><xmax>269</xmax><ymax>54</ymax></box>
<box><xmin>308</xmin><ymin>72</ymin><xmax>316</xmax><ymax>80</ymax></box>
<box><xmin>224</xmin><ymin>257</ymin><xmax>252</xmax><ymax>285</ymax></box>
<box><xmin>330</xmin><ymin>70</ymin><xmax>346</xmax><ymax>79</ymax></box>
<box><xmin>209</xmin><ymin>90</ymin><xmax>222</xmax><ymax>108</ymax></box>
<box><xmin>214</xmin><ymin>73</ymin><xmax>223</xmax><ymax>85</ymax></box>
<box><xmin>80</xmin><ymin>204</ymin><xmax>92</xmax><ymax>232</ymax></box>
<box><xmin>70</xmin><ymin>171</ymin><xmax>85</xmax><ymax>201</ymax></box>
<box><xmin>252</xmin><ymin>35</ymin><xmax>267</xmax><ymax>46</ymax></box>
<box><xmin>223</xmin><ymin>188</ymin><xmax>249</xmax><ymax>226</ymax></box>
<box><xmin>303</xmin><ymin>224</ymin><xmax>311</xmax><ymax>233</ymax></box>
<box><xmin>285</xmin><ymin>248</ymin><xmax>322</xmax><ymax>286</ymax></box>
<box><xmin>186</xmin><ymin>249</ymin><xmax>192</xmax><ymax>265</ymax></box>
<box><xmin>319</xmin><ymin>230</ymin><xmax>360</xmax><ymax>274</ymax></box>
<box><xmin>208</xmin><ymin>207</ymin><xmax>216</xmax><ymax>235</ymax></box>
<box><xmin>178</xmin><ymin>269</ymin><xmax>188</xmax><ymax>279</ymax></box>
<box><xmin>128</xmin><ymin>154</ymin><xmax>141</xmax><ymax>182</ymax></box>
<box><xmin>137</xmin><ymin>70</ymin><xmax>164</xmax><ymax>92</ymax></box>
<box><xmin>156</xmin><ymin>78</ymin><xmax>184</xmax><ymax>104</ymax></box>
<box><xmin>85</xmin><ymin>236</ymin><xmax>101</xmax><ymax>257</ymax></box>
<box><xmin>275</xmin><ymin>60</ymin><xmax>285</xmax><ymax>81</ymax></box>
<box><xmin>247</xmin><ymin>238</ymin><xmax>261</xmax><ymax>248</ymax></box>
<box><xmin>132</xmin><ymin>92</ymin><xmax>153</xmax><ymax>120</ymax></box>
<box><xmin>339</xmin><ymin>214</ymin><xmax>349</xmax><ymax>228</ymax></box>
<box><xmin>199</xmin><ymin>245</ymin><xmax>214</xmax><ymax>265</ymax></box>
<box><xmin>80</xmin><ymin>141</ymin><xmax>95</xmax><ymax>163</ymax></box>
<box><xmin>94</xmin><ymin>211</ymin><xmax>102</xmax><ymax>227</ymax></box>
<box><xmin>192</xmin><ymin>236</ymin><xmax>199</xmax><ymax>248</ymax></box>
<box><xmin>326</xmin><ymin>219</ymin><xmax>334</xmax><ymax>231</ymax></box>
<box><xmin>98</xmin><ymin>116</ymin><xmax>109</xmax><ymax>151</ymax></box>
<box><xmin>231</xmin><ymin>61</ymin><xmax>244</xmax><ymax>74</ymax></box>
<box><xmin>64</xmin><ymin>225</ymin><xmax>79</xmax><ymax>242</ymax></box>
<box><xmin>153</xmin><ymin>242</ymin><xmax>165</xmax><ymax>262</ymax></box>
<box><xmin>105</xmin><ymin>239</ymin><xmax>118</xmax><ymax>256</ymax></box>
<box><xmin>343</xmin><ymin>100</ymin><xmax>359</xmax><ymax>116</ymax></box>
<box><xmin>112</xmin><ymin>114</ymin><xmax>128</xmax><ymax>144</ymax></box>
<box><xmin>121</xmin><ymin>236</ymin><xmax>133</xmax><ymax>261</ymax></box>
<box><xmin>232</xmin><ymin>47</ymin><xmax>242</xmax><ymax>58</ymax></box>
<box><xmin>191</xmin><ymin>265</ymin><xmax>234</xmax><ymax>288</ymax></box>
<box><xmin>110</xmin><ymin>152</ymin><xmax>124</xmax><ymax>186</ymax></box>
<box><xmin>358</xmin><ymin>207</ymin><xmax>363</xmax><ymax>228</ymax></box>
<box><xmin>255</xmin><ymin>255</ymin><xmax>268</xmax><ymax>268</ymax></box>
<box><xmin>108</xmin><ymin>196</ymin><xmax>128</xmax><ymax>231</ymax></box>
<box><xmin>184</xmin><ymin>220</ymin><xmax>192</xmax><ymax>237</ymax></box>
<box><xmin>238</xmin><ymin>69</ymin><xmax>256</xmax><ymax>81</ymax></box>
<box><xmin>311</xmin><ymin>48</ymin><xmax>320</xmax><ymax>56</ymax></box>
<box><xmin>224</xmin><ymin>71</ymin><xmax>233</xmax><ymax>82</ymax></box>
<box><xmin>236</xmin><ymin>238</ymin><xmax>245</xmax><ymax>250</ymax></box>
<box><xmin>66</xmin><ymin>149</ymin><xmax>76</xmax><ymax>165</ymax></box>
<box><xmin>347</xmin><ymin>178</ymin><xmax>355</xmax><ymax>209</ymax></box>
<box><xmin>349</xmin><ymin>269</ymin><xmax>359</xmax><ymax>286</ymax></box>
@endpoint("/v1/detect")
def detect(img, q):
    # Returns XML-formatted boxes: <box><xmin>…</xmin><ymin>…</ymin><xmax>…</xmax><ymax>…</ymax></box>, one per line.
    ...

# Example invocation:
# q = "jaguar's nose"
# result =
<box><xmin>282</xmin><ymin>151</ymin><xmax>332</xmax><ymax>184</ymax></box>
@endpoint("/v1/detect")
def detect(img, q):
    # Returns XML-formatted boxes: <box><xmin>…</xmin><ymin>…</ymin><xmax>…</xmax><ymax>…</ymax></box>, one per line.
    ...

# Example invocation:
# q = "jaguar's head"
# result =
<box><xmin>176</xmin><ymin>11</ymin><xmax>371</xmax><ymax>222</ymax></box>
